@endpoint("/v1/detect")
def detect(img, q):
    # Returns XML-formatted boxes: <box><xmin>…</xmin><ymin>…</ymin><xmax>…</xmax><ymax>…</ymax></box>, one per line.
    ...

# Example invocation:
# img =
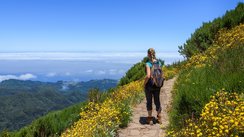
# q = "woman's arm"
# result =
<box><xmin>144</xmin><ymin>65</ymin><xmax>151</xmax><ymax>87</ymax></box>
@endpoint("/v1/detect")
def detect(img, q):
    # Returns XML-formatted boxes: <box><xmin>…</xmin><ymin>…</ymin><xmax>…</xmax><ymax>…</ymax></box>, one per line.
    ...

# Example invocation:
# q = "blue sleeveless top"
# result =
<box><xmin>146</xmin><ymin>60</ymin><xmax>162</xmax><ymax>68</ymax></box>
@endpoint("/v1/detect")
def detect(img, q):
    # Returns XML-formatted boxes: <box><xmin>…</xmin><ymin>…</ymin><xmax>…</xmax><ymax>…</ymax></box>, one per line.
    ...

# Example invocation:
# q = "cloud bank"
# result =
<box><xmin>0</xmin><ymin>52</ymin><xmax>182</xmax><ymax>60</ymax></box>
<box><xmin>0</xmin><ymin>73</ymin><xmax>37</xmax><ymax>82</ymax></box>
<box><xmin>0</xmin><ymin>52</ymin><xmax>184</xmax><ymax>82</ymax></box>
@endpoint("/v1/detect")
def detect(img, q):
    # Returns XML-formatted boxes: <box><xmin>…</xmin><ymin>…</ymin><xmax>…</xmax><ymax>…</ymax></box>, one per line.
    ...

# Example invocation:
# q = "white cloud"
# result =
<box><xmin>0</xmin><ymin>52</ymin><xmax>184</xmax><ymax>67</ymax></box>
<box><xmin>85</xmin><ymin>69</ymin><xmax>93</xmax><ymax>73</ymax></box>
<box><xmin>108</xmin><ymin>69</ymin><xmax>126</xmax><ymax>75</ymax></box>
<box><xmin>109</xmin><ymin>69</ymin><xmax>117</xmax><ymax>75</ymax></box>
<box><xmin>65</xmin><ymin>72</ymin><xmax>71</xmax><ymax>76</ymax></box>
<box><xmin>118</xmin><ymin>69</ymin><xmax>125</xmax><ymax>74</ymax></box>
<box><xmin>19</xmin><ymin>74</ymin><xmax>36</xmax><ymax>80</ymax></box>
<box><xmin>97</xmin><ymin>70</ymin><xmax>106</xmax><ymax>75</ymax></box>
<box><xmin>0</xmin><ymin>52</ymin><xmax>183</xmax><ymax>62</ymax></box>
<box><xmin>0</xmin><ymin>73</ymin><xmax>37</xmax><ymax>82</ymax></box>
<box><xmin>46</xmin><ymin>72</ymin><xmax>57</xmax><ymax>77</ymax></box>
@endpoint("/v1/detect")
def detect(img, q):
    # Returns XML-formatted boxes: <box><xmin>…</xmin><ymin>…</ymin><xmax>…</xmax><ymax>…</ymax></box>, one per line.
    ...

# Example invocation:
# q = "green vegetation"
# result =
<box><xmin>169</xmin><ymin>3</ymin><xmax>244</xmax><ymax>132</ymax></box>
<box><xmin>178</xmin><ymin>2</ymin><xmax>244</xmax><ymax>58</ymax></box>
<box><xmin>1</xmin><ymin>102</ymin><xmax>87</xmax><ymax>137</ymax></box>
<box><xmin>162</xmin><ymin>61</ymin><xmax>185</xmax><ymax>80</ymax></box>
<box><xmin>0</xmin><ymin>79</ymin><xmax>117</xmax><ymax>132</ymax></box>
<box><xmin>87</xmin><ymin>87</ymin><xmax>116</xmax><ymax>103</ymax></box>
<box><xmin>170</xmin><ymin>49</ymin><xmax>244</xmax><ymax>129</ymax></box>
<box><xmin>0</xmin><ymin>87</ymin><xmax>118</xmax><ymax>137</ymax></box>
<box><xmin>118</xmin><ymin>57</ymin><xmax>147</xmax><ymax>86</ymax></box>
<box><xmin>168</xmin><ymin>91</ymin><xmax>244</xmax><ymax>136</ymax></box>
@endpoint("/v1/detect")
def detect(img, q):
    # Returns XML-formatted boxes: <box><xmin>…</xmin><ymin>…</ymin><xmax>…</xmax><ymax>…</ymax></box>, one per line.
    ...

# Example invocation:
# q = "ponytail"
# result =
<box><xmin>147</xmin><ymin>48</ymin><xmax>156</xmax><ymax>60</ymax></box>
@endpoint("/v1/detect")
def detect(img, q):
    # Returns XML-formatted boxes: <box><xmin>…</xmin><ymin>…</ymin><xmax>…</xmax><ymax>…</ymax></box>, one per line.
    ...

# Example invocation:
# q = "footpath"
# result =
<box><xmin>117</xmin><ymin>77</ymin><xmax>176</xmax><ymax>137</ymax></box>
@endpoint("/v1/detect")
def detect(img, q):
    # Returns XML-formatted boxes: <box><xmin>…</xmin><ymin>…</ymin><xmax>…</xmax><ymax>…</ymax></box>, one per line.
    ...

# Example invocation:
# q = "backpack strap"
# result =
<box><xmin>154</xmin><ymin>59</ymin><xmax>161</xmax><ymax>65</ymax></box>
<box><xmin>146</xmin><ymin>59</ymin><xmax>160</xmax><ymax>67</ymax></box>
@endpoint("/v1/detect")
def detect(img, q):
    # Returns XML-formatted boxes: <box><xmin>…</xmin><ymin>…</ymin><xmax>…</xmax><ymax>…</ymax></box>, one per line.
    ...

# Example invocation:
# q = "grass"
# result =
<box><xmin>169</xmin><ymin>44</ymin><xmax>244</xmax><ymax>130</ymax></box>
<box><xmin>1</xmin><ymin>102</ymin><xmax>87</xmax><ymax>137</ymax></box>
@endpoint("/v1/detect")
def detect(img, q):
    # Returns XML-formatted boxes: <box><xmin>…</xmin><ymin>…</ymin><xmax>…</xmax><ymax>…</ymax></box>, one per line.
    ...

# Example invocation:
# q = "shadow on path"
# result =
<box><xmin>139</xmin><ymin>117</ymin><xmax>158</xmax><ymax>125</ymax></box>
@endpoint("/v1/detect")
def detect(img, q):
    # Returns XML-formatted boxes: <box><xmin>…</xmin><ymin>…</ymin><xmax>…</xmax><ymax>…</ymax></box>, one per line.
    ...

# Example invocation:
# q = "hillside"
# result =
<box><xmin>0</xmin><ymin>79</ymin><xmax>117</xmax><ymax>132</ymax></box>
<box><xmin>168</xmin><ymin>3</ymin><xmax>244</xmax><ymax>136</ymax></box>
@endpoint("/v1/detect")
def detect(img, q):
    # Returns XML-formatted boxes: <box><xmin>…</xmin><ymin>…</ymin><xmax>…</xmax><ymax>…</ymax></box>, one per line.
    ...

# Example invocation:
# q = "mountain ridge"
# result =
<box><xmin>0</xmin><ymin>79</ymin><xmax>117</xmax><ymax>131</ymax></box>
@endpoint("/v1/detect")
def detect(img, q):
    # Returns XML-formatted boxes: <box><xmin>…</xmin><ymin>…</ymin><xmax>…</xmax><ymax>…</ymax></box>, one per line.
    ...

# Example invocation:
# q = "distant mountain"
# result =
<box><xmin>0</xmin><ymin>79</ymin><xmax>117</xmax><ymax>131</ymax></box>
<box><xmin>59</xmin><ymin>79</ymin><xmax>118</xmax><ymax>92</ymax></box>
<box><xmin>0</xmin><ymin>80</ymin><xmax>60</xmax><ymax>96</ymax></box>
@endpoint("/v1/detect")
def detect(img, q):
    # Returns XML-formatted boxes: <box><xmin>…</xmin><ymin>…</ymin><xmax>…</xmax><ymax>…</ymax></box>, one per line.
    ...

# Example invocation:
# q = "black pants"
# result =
<box><xmin>145</xmin><ymin>86</ymin><xmax>161</xmax><ymax>113</ymax></box>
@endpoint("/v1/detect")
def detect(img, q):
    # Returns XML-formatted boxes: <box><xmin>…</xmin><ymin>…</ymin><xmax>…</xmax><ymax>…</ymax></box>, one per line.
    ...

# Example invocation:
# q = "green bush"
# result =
<box><xmin>4</xmin><ymin>102</ymin><xmax>87</xmax><ymax>137</ymax></box>
<box><xmin>179</xmin><ymin>2</ymin><xmax>244</xmax><ymax>58</ymax></box>
<box><xmin>169</xmin><ymin>44</ymin><xmax>244</xmax><ymax>129</ymax></box>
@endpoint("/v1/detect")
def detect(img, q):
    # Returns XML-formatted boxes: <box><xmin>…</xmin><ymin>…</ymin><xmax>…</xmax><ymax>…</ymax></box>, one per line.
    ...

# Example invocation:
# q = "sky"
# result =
<box><xmin>0</xmin><ymin>0</ymin><xmax>241</xmax><ymax>52</ymax></box>
<box><xmin>0</xmin><ymin>0</ymin><xmax>242</xmax><ymax>82</ymax></box>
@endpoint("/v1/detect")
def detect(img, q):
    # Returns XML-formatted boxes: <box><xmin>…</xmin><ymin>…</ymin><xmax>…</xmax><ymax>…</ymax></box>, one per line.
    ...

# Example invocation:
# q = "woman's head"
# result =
<box><xmin>147</xmin><ymin>48</ymin><xmax>156</xmax><ymax>60</ymax></box>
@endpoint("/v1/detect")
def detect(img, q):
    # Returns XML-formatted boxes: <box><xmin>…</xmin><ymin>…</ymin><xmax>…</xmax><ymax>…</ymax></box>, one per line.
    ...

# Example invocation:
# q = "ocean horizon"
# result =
<box><xmin>0</xmin><ymin>51</ymin><xmax>184</xmax><ymax>82</ymax></box>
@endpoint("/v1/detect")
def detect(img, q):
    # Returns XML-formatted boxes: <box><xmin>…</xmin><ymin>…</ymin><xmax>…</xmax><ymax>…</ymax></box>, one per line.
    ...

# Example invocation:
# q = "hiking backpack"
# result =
<box><xmin>150</xmin><ymin>61</ymin><xmax>164</xmax><ymax>88</ymax></box>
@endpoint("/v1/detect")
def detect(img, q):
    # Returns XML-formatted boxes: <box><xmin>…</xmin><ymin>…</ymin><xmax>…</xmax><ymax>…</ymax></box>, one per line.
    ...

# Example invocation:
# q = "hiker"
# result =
<box><xmin>144</xmin><ymin>48</ymin><xmax>163</xmax><ymax>125</ymax></box>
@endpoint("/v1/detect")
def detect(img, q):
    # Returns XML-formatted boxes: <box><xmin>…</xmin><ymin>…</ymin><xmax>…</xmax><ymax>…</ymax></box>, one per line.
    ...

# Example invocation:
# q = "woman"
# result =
<box><xmin>144</xmin><ymin>48</ymin><xmax>162</xmax><ymax>125</ymax></box>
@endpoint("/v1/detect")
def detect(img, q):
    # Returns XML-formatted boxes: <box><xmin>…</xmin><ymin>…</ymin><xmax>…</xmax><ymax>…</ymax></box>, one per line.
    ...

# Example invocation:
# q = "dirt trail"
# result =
<box><xmin>117</xmin><ymin>77</ymin><xmax>176</xmax><ymax>137</ymax></box>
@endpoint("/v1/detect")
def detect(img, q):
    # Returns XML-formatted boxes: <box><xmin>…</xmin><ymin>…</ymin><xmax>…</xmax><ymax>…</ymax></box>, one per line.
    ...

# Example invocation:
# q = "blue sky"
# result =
<box><xmin>0</xmin><ymin>0</ymin><xmax>241</xmax><ymax>52</ymax></box>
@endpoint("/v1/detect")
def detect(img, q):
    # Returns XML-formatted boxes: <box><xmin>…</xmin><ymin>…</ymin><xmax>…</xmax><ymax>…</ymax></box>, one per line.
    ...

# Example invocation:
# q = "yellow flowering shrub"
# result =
<box><xmin>215</xmin><ymin>24</ymin><xmax>244</xmax><ymax>49</ymax></box>
<box><xmin>163</xmin><ymin>66</ymin><xmax>178</xmax><ymax>80</ymax></box>
<box><xmin>61</xmin><ymin>80</ymin><xmax>144</xmax><ymax>137</ymax></box>
<box><xmin>168</xmin><ymin>91</ymin><xmax>244</xmax><ymax>137</ymax></box>
<box><xmin>183</xmin><ymin>24</ymin><xmax>244</xmax><ymax>70</ymax></box>
<box><xmin>112</xmin><ymin>80</ymin><xmax>144</xmax><ymax>103</ymax></box>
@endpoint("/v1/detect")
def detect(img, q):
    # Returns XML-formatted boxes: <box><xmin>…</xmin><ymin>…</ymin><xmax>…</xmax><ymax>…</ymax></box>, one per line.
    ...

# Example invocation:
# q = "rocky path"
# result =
<box><xmin>117</xmin><ymin>77</ymin><xmax>176</xmax><ymax>137</ymax></box>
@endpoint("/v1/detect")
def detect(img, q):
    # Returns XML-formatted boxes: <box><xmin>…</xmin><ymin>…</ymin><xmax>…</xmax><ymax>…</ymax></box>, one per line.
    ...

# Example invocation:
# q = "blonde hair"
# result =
<box><xmin>147</xmin><ymin>48</ymin><xmax>156</xmax><ymax>60</ymax></box>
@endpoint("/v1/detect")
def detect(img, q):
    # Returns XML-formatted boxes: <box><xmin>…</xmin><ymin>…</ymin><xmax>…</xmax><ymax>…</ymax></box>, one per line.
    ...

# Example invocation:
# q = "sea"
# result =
<box><xmin>0</xmin><ymin>51</ymin><xmax>184</xmax><ymax>82</ymax></box>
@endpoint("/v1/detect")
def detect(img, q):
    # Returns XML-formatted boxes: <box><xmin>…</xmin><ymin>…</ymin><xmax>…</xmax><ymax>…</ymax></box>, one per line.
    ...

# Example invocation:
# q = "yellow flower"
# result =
<box><xmin>234</xmin><ymin>121</ymin><xmax>239</xmax><ymax>126</ymax></box>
